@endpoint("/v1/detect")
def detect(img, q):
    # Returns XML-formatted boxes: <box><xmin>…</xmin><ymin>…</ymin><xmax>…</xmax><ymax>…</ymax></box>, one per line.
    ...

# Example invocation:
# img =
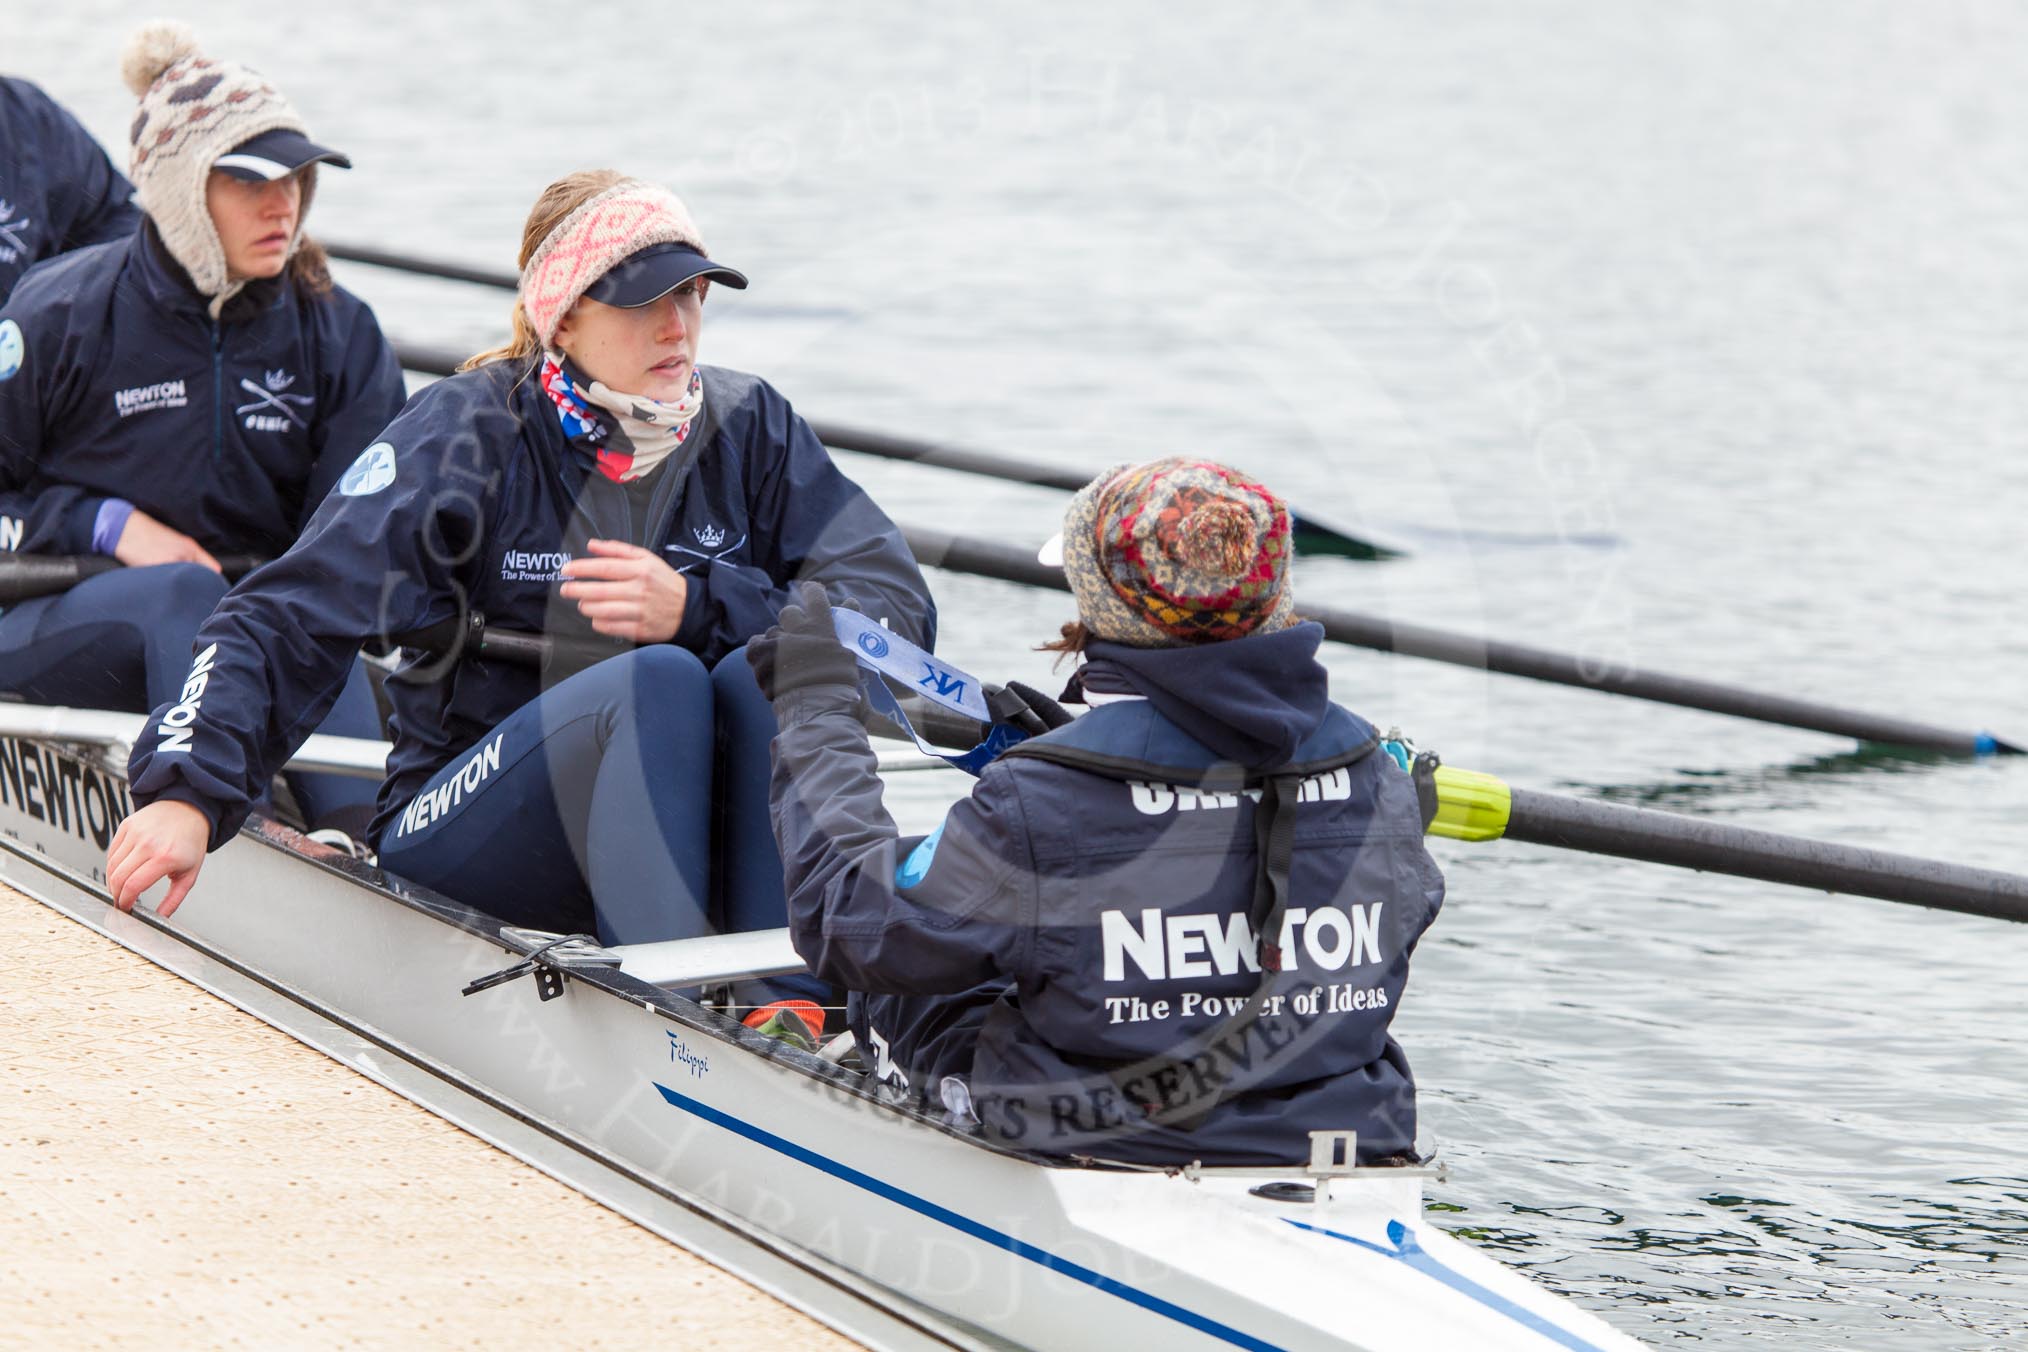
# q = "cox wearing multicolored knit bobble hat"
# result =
<box><xmin>0</xmin><ymin>21</ymin><xmax>403</xmax><ymax>846</ymax></box>
<box><xmin>111</xmin><ymin>168</ymin><xmax>939</xmax><ymax>1040</ymax></box>
<box><xmin>748</xmin><ymin>457</ymin><xmax>1447</xmax><ymax>1165</ymax></box>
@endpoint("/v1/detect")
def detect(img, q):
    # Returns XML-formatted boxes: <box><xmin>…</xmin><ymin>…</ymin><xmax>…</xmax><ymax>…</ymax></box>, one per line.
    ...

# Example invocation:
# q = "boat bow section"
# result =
<box><xmin>1039</xmin><ymin>1171</ymin><xmax>1642</xmax><ymax>1351</ymax></box>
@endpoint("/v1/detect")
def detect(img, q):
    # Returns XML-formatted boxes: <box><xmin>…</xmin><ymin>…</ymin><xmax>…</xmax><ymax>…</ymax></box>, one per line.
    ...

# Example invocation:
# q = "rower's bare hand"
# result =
<box><xmin>106</xmin><ymin>800</ymin><xmax>211</xmax><ymax>917</ymax></box>
<box><xmin>560</xmin><ymin>539</ymin><xmax>689</xmax><ymax>643</ymax></box>
<box><xmin>114</xmin><ymin>509</ymin><xmax>222</xmax><ymax>573</ymax></box>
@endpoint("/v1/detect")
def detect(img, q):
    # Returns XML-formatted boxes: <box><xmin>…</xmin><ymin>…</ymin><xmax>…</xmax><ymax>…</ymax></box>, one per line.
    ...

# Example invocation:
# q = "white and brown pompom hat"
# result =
<box><xmin>121</xmin><ymin>20</ymin><xmax>348</xmax><ymax>305</ymax></box>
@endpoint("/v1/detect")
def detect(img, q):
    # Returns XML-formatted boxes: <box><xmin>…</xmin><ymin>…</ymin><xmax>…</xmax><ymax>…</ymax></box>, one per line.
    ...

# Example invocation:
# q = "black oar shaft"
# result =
<box><xmin>0</xmin><ymin>555</ymin><xmax>112</xmax><ymax>602</ymax></box>
<box><xmin>326</xmin><ymin>241</ymin><xmax>518</xmax><ymax>291</ymax></box>
<box><xmin>391</xmin><ymin>341</ymin><xmax>463</xmax><ymax>378</ymax></box>
<box><xmin>0</xmin><ymin>553</ymin><xmax>266</xmax><ymax>603</ymax></box>
<box><xmin>395</xmin><ymin>345</ymin><xmax>1084</xmax><ymax>491</ymax></box>
<box><xmin>811</xmin><ymin>421</ymin><xmax>1088</xmax><ymax>493</ymax></box>
<box><xmin>900</xmin><ymin>525</ymin><xmax>2014</xmax><ymax>756</ymax></box>
<box><xmin>388</xmin><ymin>612</ymin><xmax>619</xmax><ymax>675</ymax></box>
<box><xmin>813</xmin><ymin>421</ymin><xmax>1399</xmax><ymax>559</ymax></box>
<box><xmin>382</xmin><ymin>339</ymin><xmax>2006</xmax><ymax>753</ymax></box>
<box><xmin>1321</xmin><ymin>612</ymin><xmax>2007</xmax><ymax>757</ymax></box>
<box><xmin>1504</xmin><ymin>787</ymin><xmax>2028</xmax><ymax>923</ymax></box>
<box><xmin>382</xmin><ymin>344</ymin><xmax>1397</xmax><ymax>561</ymax></box>
<box><xmin>904</xmin><ymin>524</ymin><xmax>1066</xmax><ymax>594</ymax></box>
<box><xmin>388</xmin><ymin>615</ymin><xmax>988</xmax><ymax>750</ymax></box>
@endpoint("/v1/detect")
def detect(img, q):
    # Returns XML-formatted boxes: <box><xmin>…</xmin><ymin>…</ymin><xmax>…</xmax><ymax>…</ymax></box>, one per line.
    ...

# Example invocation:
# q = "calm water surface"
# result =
<box><xmin>23</xmin><ymin>3</ymin><xmax>2028</xmax><ymax>1344</ymax></box>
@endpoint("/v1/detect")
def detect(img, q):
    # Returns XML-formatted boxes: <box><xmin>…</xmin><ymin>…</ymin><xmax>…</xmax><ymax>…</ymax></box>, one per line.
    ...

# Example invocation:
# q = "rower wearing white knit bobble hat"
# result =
<box><xmin>119</xmin><ymin>21</ymin><xmax>356</xmax><ymax>313</ymax></box>
<box><xmin>0</xmin><ymin>21</ymin><xmax>403</xmax><ymax>845</ymax></box>
<box><xmin>112</xmin><ymin>169</ymin><xmax>937</xmax><ymax>1035</ymax></box>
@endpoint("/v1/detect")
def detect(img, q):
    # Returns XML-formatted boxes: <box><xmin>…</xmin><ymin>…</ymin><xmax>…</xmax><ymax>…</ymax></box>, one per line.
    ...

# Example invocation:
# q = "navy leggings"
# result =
<box><xmin>0</xmin><ymin>563</ymin><xmax>381</xmax><ymax>831</ymax></box>
<box><xmin>376</xmin><ymin>647</ymin><xmax>813</xmax><ymax>1000</ymax></box>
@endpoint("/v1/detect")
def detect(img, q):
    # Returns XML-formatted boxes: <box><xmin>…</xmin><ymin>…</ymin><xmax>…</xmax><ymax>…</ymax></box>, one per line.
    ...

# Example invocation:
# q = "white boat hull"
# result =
<box><xmin>0</xmin><ymin>723</ymin><xmax>1641</xmax><ymax>1351</ymax></box>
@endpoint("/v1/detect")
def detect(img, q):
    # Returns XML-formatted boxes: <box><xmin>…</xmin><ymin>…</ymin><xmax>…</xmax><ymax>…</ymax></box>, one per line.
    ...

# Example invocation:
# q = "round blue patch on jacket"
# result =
<box><xmin>339</xmin><ymin>442</ymin><xmax>396</xmax><ymax>496</ymax></box>
<box><xmin>0</xmin><ymin>320</ymin><xmax>23</xmax><ymax>383</ymax></box>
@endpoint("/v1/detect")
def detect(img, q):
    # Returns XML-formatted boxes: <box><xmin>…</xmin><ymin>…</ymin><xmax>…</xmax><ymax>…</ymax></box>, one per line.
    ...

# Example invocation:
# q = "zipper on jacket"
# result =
<box><xmin>642</xmin><ymin>420</ymin><xmax>706</xmax><ymax>549</ymax></box>
<box><xmin>210</xmin><ymin>320</ymin><xmax>224</xmax><ymax>460</ymax></box>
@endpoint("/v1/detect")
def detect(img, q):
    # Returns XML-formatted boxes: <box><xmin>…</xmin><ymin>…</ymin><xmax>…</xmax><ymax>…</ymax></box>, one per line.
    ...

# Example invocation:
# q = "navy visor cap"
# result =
<box><xmin>214</xmin><ymin>128</ymin><xmax>353</xmax><ymax>181</ymax></box>
<box><xmin>585</xmin><ymin>242</ymin><xmax>749</xmax><ymax>307</ymax></box>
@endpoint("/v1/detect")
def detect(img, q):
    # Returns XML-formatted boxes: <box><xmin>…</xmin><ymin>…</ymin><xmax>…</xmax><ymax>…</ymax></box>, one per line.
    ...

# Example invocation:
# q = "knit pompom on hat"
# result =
<box><xmin>120</xmin><ymin>18</ymin><xmax>201</xmax><ymax>95</ymax></box>
<box><xmin>120</xmin><ymin>20</ymin><xmax>317</xmax><ymax>305</ymax></box>
<box><xmin>519</xmin><ymin>179</ymin><xmax>714</xmax><ymax>349</ymax></box>
<box><xmin>1059</xmin><ymin>458</ymin><xmax>1296</xmax><ymax>647</ymax></box>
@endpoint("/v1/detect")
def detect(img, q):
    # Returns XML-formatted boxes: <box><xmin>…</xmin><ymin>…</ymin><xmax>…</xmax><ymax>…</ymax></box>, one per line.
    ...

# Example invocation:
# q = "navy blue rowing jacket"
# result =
<box><xmin>0</xmin><ymin>77</ymin><xmax>140</xmax><ymax>304</ymax></box>
<box><xmin>128</xmin><ymin>357</ymin><xmax>939</xmax><ymax>848</ymax></box>
<box><xmin>770</xmin><ymin>622</ymin><xmax>1445</xmax><ymax>1166</ymax></box>
<box><xmin>0</xmin><ymin>224</ymin><xmax>405</xmax><ymax>558</ymax></box>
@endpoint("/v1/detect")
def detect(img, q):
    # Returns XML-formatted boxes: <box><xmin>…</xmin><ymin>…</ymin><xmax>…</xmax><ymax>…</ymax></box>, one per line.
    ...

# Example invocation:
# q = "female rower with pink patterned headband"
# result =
<box><xmin>108</xmin><ymin>170</ymin><xmax>938</xmax><ymax>1008</ymax></box>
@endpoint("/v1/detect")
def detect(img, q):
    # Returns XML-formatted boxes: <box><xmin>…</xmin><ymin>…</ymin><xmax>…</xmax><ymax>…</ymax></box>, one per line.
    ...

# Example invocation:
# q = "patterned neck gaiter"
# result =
<box><xmin>538</xmin><ymin>351</ymin><xmax>704</xmax><ymax>483</ymax></box>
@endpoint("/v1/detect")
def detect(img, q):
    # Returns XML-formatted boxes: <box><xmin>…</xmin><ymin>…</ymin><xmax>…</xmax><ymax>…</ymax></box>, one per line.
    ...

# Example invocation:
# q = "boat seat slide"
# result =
<box><xmin>467</xmin><ymin>928</ymin><xmax>809</xmax><ymax>998</ymax></box>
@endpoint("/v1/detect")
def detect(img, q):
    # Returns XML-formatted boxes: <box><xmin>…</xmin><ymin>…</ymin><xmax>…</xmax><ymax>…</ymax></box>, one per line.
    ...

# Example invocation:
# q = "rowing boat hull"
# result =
<box><xmin>0</xmin><ymin>725</ymin><xmax>1641</xmax><ymax>1351</ymax></box>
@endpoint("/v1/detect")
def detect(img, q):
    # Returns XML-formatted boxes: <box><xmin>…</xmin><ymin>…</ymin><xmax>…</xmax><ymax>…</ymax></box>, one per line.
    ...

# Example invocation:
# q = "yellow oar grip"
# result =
<box><xmin>1429</xmin><ymin>766</ymin><xmax>1512</xmax><ymax>842</ymax></box>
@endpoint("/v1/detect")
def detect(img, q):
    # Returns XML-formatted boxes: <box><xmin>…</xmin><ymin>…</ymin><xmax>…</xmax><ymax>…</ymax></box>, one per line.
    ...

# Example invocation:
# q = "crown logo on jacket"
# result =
<box><xmin>695</xmin><ymin>523</ymin><xmax>726</xmax><ymax>548</ymax></box>
<box><xmin>263</xmin><ymin>368</ymin><xmax>295</xmax><ymax>392</ymax></box>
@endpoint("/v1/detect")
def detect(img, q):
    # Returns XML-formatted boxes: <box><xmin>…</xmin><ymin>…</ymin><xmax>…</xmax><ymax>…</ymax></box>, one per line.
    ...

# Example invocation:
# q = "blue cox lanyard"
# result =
<box><xmin>830</xmin><ymin>609</ymin><xmax>1030</xmax><ymax>775</ymax></box>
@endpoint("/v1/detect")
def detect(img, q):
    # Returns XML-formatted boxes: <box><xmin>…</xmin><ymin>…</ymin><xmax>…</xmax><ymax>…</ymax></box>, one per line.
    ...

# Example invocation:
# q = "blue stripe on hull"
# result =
<box><xmin>1284</xmin><ymin>1218</ymin><xmax>1612</xmax><ymax>1352</ymax></box>
<box><xmin>653</xmin><ymin>1081</ymin><xmax>1283</xmax><ymax>1351</ymax></box>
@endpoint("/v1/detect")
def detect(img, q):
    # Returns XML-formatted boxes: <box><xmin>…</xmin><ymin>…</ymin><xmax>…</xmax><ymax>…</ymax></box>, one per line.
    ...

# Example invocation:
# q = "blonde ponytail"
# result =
<box><xmin>460</xmin><ymin>168</ymin><xmax>630</xmax><ymax>371</ymax></box>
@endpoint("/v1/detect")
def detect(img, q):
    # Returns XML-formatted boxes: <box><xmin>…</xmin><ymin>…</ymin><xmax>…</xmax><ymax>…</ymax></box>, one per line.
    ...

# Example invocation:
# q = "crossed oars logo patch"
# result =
<box><xmin>235</xmin><ymin>368</ymin><xmax>314</xmax><ymax>429</ymax></box>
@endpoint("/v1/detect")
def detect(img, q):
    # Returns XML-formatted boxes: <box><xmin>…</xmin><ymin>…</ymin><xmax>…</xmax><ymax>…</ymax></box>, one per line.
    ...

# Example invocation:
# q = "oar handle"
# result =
<box><xmin>0</xmin><ymin>552</ymin><xmax>266</xmax><ymax>603</ymax></box>
<box><xmin>386</xmin><ymin>612</ymin><xmax>622</xmax><ymax>678</ymax></box>
<box><xmin>1427</xmin><ymin>766</ymin><xmax>1512</xmax><ymax>842</ymax></box>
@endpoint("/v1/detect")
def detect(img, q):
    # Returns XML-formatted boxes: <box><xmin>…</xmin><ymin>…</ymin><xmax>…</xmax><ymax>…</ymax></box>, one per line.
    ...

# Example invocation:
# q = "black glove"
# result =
<box><xmin>992</xmin><ymin>680</ymin><xmax>1076</xmax><ymax>735</ymax></box>
<box><xmin>748</xmin><ymin>581</ymin><xmax>861</xmax><ymax>702</ymax></box>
